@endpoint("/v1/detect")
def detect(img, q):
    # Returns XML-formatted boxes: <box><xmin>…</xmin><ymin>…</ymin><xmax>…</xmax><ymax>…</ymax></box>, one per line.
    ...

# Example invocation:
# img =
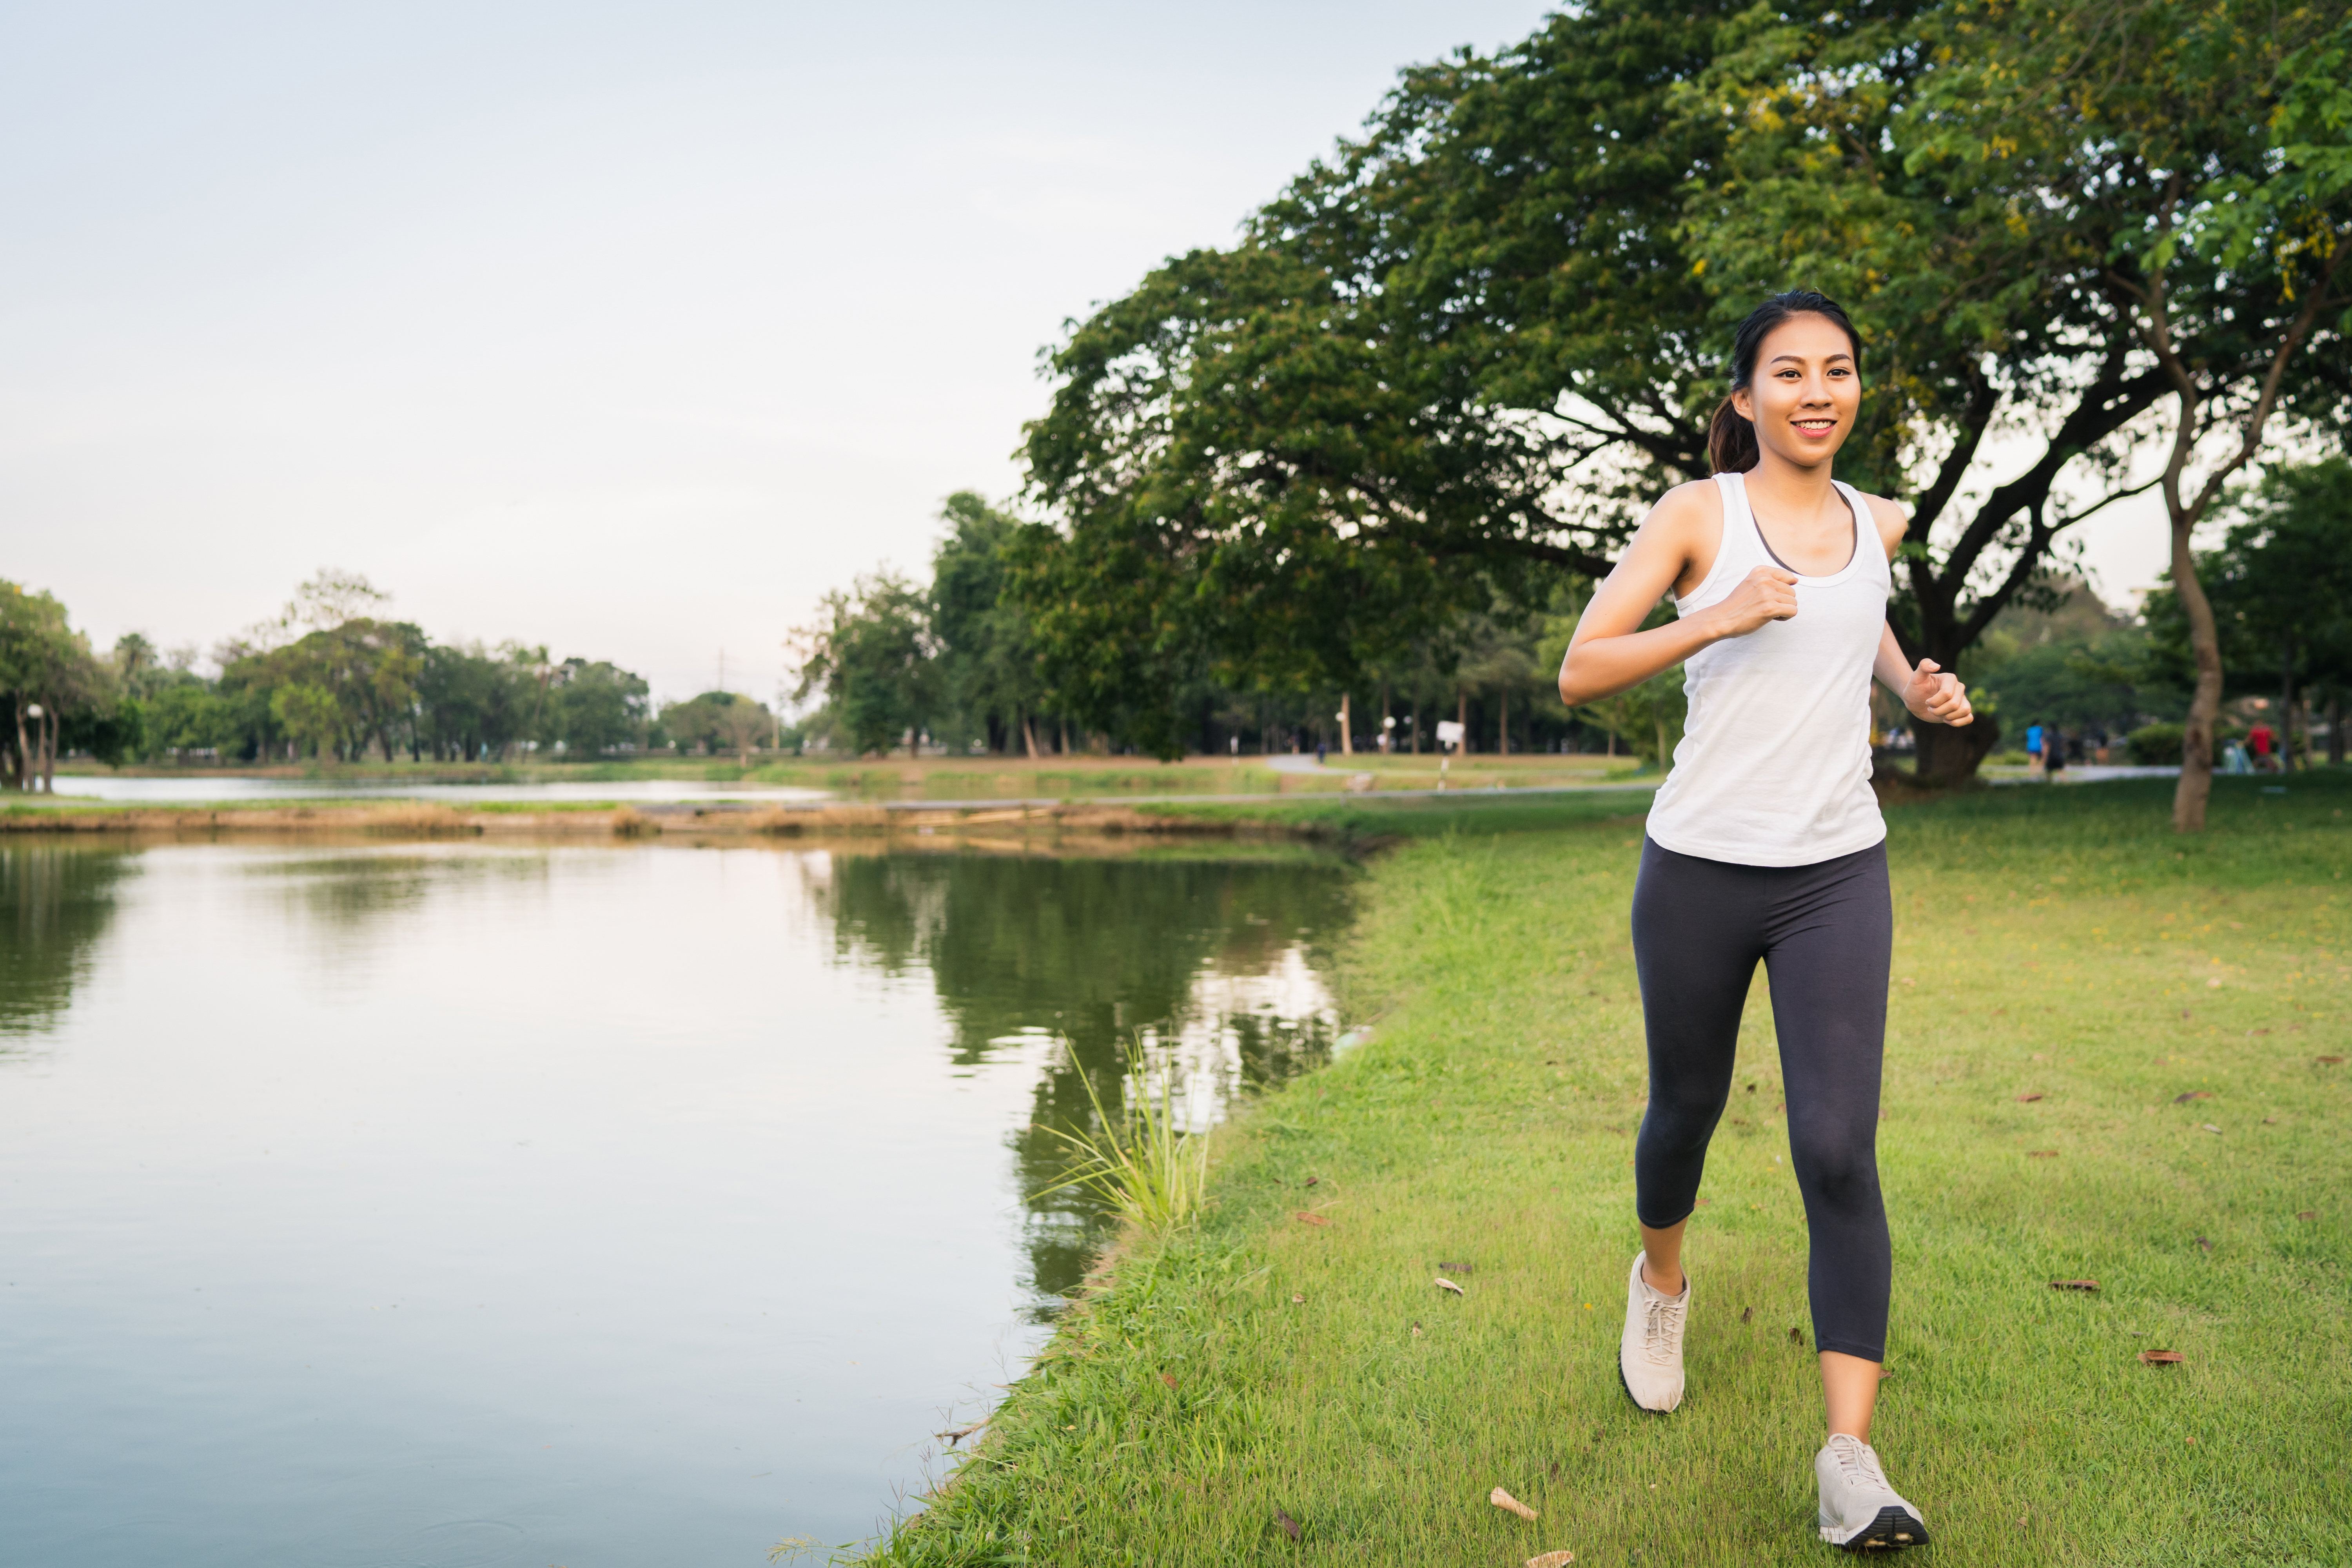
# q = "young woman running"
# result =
<box><xmin>1557</xmin><ymin>290</ymin><xmax>1971</xmax><ymax>1552</ymax></box>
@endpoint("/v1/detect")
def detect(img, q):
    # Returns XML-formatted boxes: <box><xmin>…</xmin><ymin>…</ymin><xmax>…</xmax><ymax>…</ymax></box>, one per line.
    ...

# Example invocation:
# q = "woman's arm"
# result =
<box><xmin>1860</xmin><ymin>492</ymin><xmax>1971</xmax><ymax>726</ymax></box>
<box><xmin>1559</xmin><ymin>486</ymin><xmax>1803</xmax><ymax>706</ymax></box>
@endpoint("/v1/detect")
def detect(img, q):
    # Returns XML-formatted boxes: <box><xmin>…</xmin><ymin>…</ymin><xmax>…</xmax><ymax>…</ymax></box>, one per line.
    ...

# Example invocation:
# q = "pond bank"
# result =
<box><xmin>846</xmin><ymin>773</ymin><xmax>2351</xmax><ymax>1566</ymax></box>
<box><xmin>0</xmin><ymin>789</ymin><xmax>1661</xmax><ymax>849</ymax></box>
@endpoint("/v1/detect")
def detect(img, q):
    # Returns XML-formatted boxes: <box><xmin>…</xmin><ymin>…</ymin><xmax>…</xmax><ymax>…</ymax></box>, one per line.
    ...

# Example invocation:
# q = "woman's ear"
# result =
<box><xmin>1731</xmin><ymin>386</ymin><xmax>1755</xmax><ymax>423</ymax></box>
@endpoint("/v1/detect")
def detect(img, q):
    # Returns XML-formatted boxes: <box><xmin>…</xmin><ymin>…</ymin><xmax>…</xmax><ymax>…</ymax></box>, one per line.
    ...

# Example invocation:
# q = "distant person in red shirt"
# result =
<box><xmin>2249</xmin><ymin>722</ymin><xmax>2277</xmax><ymax>771</ymax></box>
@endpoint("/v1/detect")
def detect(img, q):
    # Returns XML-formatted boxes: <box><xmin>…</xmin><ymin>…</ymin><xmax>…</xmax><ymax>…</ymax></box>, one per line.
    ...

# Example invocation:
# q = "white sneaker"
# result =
<box><xmin>1815</xmin><ymin>1433</ymin><xmax>1929</xmax><ymax>1550</ymax></box>
<box><xmin>1617</xmin><ymin>1251</ymin><xmax>1688</xmax><ymax>1412</ymax></box>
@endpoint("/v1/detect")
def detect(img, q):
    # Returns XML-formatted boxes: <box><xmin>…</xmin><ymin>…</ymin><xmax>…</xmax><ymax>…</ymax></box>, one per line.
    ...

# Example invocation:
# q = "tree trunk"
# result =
<box><xmin>41</xmin><ymin>709</ymin><xmax>58</xmax><ymax>792</ymax></box>
<box><xmin>1457</xmin><ymin>690</ymin><xmax>1469</xmax><ymax>754</ymax></box>
<box><xmin>1499</xmin><ymin>690</ymin><xmax>1509</xmax><ymax>756</ymax></box>
<box><xmin>1022</xmin><ymin>712</ymin><xmax>1040</xmax><ymax>759</ymax></box>
<box><xmin>2279</xmin><ymin>647</ymin><xmax>2296</xmax><ymax>770</ymax></box>
<box><xmin>2169</xmin><ymin>509</ymin><xmax>2224</xmax><ymax>832</ymax></box>
<box><xmin>2330</xmin><ymin>695</ymin><xmax>2345</xmax><ymax>766</ymax></box>
<box><xmin>1339</xmin><ymin>692</ymin><xmax>1352</xmax><ymax>756</ymax></box>
<box><xmin>1913</xmin><ymin>715</ymin><xmax>2002</xmax><ymax>786</ymax></box>
<box><xmin>11</xmin><ymin>700</ymin><xmax>26</xmax><ymax>792</ymax></box>
<box><xmin>1411</xmin><ymin>694</ymin><xmax>1421</xmax><ymax>755</ymax></box>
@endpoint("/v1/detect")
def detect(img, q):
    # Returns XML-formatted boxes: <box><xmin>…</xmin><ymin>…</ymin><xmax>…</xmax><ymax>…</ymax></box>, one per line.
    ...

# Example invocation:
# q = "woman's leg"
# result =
<box><xmin>1622</xmin><ymin>841</ymin><xmax>1763</xmax><ymax>1411</ymax></box>
<box><xmin>1631</xmin><ymin>841</ymin><xmax>1766</xmax><ymax>1278</ymax></box>
<box><xmin>1760</xmin><ymin>842</ymin><xmax>1895</xmax><ymax>1429</ymax></box>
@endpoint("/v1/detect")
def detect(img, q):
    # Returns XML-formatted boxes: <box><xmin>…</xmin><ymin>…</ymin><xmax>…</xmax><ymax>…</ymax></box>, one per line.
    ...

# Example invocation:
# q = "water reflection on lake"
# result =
<box><xmin>0</xmin><ymin>837</ymin><xmax>1350</xmax><ymax>1566</ymax></box>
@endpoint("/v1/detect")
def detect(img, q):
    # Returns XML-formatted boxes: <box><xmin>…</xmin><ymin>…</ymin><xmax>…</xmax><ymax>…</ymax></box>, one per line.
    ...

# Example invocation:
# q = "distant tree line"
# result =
<box><xmin>792</xmin><ymin>494</ymin><xmax>1654</xmax><ymax>761</ymax></box>
<box><xmin>1</xmin><ymin>570</ymin><xmax>778</xmax><ymax>790</ymax></box>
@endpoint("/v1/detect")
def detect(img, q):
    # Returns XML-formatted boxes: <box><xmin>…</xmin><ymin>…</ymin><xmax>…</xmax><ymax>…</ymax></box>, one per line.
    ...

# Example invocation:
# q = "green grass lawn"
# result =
<box><xmin>849</xmin><ymin>774</ymin><xmax>2351</xmax><ymax>1567</ymax></box>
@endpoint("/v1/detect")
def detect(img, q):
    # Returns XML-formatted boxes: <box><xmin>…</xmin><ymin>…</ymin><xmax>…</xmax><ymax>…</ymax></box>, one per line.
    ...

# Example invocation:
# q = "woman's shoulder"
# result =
<box><xmin>1642</xmin><ymin>477</ymin><xmax>1726</xmax><ymax>536</ymax></box>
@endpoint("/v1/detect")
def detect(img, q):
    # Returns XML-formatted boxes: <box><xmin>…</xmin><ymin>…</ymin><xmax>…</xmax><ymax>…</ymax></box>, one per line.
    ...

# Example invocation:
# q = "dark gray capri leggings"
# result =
<box><xmin>1630</xmin><ymin>837</ymin><xmax>1894</xmax><ymax>1362</ymax></box>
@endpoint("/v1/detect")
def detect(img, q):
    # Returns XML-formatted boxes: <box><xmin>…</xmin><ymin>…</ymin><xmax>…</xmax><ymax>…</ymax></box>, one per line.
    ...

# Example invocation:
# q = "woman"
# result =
<box><xmin>1558</xmin><ymin>290</ymin><xmax>1971</xmax><ymax>1552</ymax></box>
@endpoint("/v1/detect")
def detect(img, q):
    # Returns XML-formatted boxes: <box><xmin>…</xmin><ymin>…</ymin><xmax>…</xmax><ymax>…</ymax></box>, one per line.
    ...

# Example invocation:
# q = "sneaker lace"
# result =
<box><xmin>1641</xmin><ymin>1291</ymin><xmax>1686</xmax><ymax>1367</ymax></box>
<box><xmin>1826</xmin><ymin>1436</ymin><xmax>1889</xmax><ymax>1492</ymax></box>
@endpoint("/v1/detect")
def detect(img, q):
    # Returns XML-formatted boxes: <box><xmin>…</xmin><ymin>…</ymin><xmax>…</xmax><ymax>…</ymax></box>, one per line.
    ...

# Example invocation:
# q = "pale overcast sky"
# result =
<box><xmin>4</xmin><ymin>1</ymin><xmax>2174</xmax><ymax>705</ymax></box>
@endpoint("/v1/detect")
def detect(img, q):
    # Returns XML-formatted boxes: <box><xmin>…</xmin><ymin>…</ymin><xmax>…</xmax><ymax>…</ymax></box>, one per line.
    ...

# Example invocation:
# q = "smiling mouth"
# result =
<box><xmin>1793</xmin><ymin>419</ymin><xmax>1838</xmax><ymax>436</ymax></box>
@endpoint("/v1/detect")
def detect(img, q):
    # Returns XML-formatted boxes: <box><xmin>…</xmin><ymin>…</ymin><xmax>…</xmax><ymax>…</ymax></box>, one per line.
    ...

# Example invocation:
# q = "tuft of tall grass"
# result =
<box><xmin>1032</xmin><ymin>1038</ymin><xmax>1210</xmax><ymax>1235</ymax></box>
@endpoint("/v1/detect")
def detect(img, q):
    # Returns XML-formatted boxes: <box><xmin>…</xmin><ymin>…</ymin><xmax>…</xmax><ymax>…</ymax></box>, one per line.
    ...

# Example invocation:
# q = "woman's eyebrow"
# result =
<box><xmin>1768</xmin><ymin>352</ymin><xmax>1856</xmax><ymax>366</ymax></box>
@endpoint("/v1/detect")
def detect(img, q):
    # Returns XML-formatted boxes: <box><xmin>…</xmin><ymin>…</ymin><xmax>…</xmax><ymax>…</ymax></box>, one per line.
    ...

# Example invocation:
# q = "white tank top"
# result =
<box><xmin>1643</xmin><ymin>471</ymin><xmax>1889</xmax><ymax>867</ymax></box>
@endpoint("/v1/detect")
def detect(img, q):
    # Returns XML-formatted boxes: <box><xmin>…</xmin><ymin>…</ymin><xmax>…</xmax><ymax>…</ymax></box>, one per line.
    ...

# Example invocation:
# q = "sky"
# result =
<box><xmin>2</xmin><ymin>1</ymin><xmax>2179</xmax><ymax>707</ymax></box>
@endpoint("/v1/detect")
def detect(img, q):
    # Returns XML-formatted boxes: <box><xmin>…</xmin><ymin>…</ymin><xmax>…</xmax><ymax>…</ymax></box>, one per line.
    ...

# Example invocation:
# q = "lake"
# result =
<box><xmin>0</xmin><ymin>837</ymin><xmax>1352</xmax><ymax>1566</ymax></box>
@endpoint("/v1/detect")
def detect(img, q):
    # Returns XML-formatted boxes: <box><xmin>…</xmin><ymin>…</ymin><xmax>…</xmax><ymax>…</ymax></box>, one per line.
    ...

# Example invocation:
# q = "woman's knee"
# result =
<box><xmin>1788</xmin><ymin>1126</ymin><xmax>1880</xmax><ymax>1208</ymax></box>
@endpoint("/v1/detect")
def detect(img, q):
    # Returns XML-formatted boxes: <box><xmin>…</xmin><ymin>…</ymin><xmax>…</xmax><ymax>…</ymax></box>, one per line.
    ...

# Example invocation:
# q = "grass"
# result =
<box><xmin>1033</xmin><ymin>1038</ymin><xmax>1214</xmax><ymax>1235</ymax></box>
<box><xmin>846</xmin><ymin>772</ymin><xmax>2352</xmax><ymax>1567</ymax></box>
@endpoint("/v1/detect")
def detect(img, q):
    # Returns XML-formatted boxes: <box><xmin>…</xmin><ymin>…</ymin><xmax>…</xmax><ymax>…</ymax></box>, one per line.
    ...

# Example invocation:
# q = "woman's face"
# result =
<box><xmin>1731</xmin><ymin>313</ymin><xmax>1860</xmax><ymax>470</ymax></box>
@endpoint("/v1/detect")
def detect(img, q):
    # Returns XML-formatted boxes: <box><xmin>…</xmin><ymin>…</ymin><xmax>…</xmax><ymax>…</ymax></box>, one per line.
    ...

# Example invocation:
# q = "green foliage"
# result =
<box><xmin>2145</xmin><ymin>460</ymin><xmax>2352</xmax><ymax>710</ymax></box>
<box><xmin>1031</xmin><ymin>1038</ymin><xmax>1211</xmax><ymax>1237</ymax></box>
<box><xmin>545</xmin><ymin>658</ymin><xmax>651</xmax><ymax>756</ymax></box>
<box><xmin>414</xmin><ymin>642</ymin><xmax>546</xmax><ymax>763</ymax></box>
<box><xmin>225</xmin><ymin>618</ymin><xmax>425</xmax><ymax>762</ymax></box>
<box><xmin>793</xmin><ymin>572</ymin><xmax>938</xmax><ymax>756</ymax></box>
<box><xmin>0</xmin><ymin>581</ymin><xmax>112</xmax><ymax>789</ymax></box>
<box><xmin>660</xmin><ymin>690</ymin><xmax>773</xmax><ymax>761</ymax></box>
<box><xmin>1959</xmin><ymin>579</ymin><xmax>2183</xmax><ymax>738</ymax></box>
<box><xmin>2127</xmin><ymin>722</ymin><xmax>2188</xmax><ymax>764</ymax></box>
<box><xmin>930</xmin><ymin>494</ymin><xmax>1048</xmax><ymax>754</ymax></box>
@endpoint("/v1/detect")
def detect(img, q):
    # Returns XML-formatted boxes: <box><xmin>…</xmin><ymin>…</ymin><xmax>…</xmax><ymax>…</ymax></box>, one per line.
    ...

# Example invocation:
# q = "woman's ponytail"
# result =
<box><xmin>1708</xmin><ymin>396</ymin><xmax>1758</xmax><ymax>475</ymax></box>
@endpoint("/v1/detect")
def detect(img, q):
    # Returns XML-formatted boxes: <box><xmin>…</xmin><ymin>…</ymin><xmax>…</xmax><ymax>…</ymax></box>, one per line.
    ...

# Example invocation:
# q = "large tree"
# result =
<box><xmin>1016</xmin><ymin>0</ymin><xmax>2344</xmax><ymax>777</ymax></box>
<box><xmin>790</xmin><ymin>572</ymin><xmax>940</xmax><ymax>757</ymax></box>
<box><xmin>931</xmin><ymin>493</ymin><xmax>1050</xmax><ymax>757</ymax></box>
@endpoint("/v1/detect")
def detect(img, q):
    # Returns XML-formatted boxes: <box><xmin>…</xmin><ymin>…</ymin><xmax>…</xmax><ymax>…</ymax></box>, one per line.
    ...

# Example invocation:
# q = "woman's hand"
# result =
<box><xmin>1902</xmin><ymin>659</ymin><xmax>1972</xmax><ymax>727</ymax></box>
<box><xmin>1700</xmin><ymin>566</ymin><xmax>1800</xmax><ymax>640</ymax></box>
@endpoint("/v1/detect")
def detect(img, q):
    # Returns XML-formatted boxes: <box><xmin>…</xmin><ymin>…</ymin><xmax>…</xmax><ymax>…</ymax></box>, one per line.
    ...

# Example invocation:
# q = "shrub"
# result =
<box><xmin>2127</xmin><ymin>723</ymin><xmax>2185</xmax><ymax>764</ymax></box>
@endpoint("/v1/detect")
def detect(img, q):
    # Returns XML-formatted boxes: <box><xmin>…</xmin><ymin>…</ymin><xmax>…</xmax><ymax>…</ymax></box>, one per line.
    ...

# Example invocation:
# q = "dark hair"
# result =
<box><xmin>1706</xmin><ymin>290</ymin><xmax>1863</xmax><ymax>474</ymax></box>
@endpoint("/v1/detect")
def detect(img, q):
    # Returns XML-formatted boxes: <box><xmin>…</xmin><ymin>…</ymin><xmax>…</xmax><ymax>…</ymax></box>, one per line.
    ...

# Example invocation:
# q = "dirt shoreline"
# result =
<box><xmin>0</xmin><ymin>799</ymin><xmax>1294</xmax><ymax>842</ymax></box>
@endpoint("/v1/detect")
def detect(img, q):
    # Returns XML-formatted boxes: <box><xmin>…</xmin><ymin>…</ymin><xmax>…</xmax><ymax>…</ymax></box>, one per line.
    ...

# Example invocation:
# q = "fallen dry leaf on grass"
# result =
<box><xmin>1739</xmin><ymin>1306</ymin><xmax>1754</xmax><ymax>1324</ymax></box>
<box><xmin>1526</xmin><ymin>1552</ymin><xmax>1577</xmax><ymax>1567</ymax></box>
<box><xmin>1490</xmin><ymin>1486</ymin><xmax>1539</xmax><ymax>1522</ymax></box>
<box><xmin>2049</xmin><ymin>1279</ymin><xmax>2100</xmax><ymax>1292</ymax></box>
<box><xmin>1291</xmin><ymin>1293</ymin><xmax>1305</xmax><ymax>1305</ymax></box>
<box><xmin>2201</xmin><ymin>1123</ymin><xmax>2223</xmax><ymax>1134</ymax></box>
<box><xmin>2138</xmin><ymin>1350</ymin><xmax>2186</xmax><ymax>1365</ymax></box>
<box><xmin>1292</xmin><ymin>1212</ymin><xmax>1330</xmax><ymax>1227</ymax></box>
<box><xmin>2317</xmin><ymin>1055</ymin><xmax>2344</xmax><ymax>1065</ymax></box>
<box><xmin>1788</xmin><ymin>1326</ymin><xmax>1806</xmax><ymax>1347</ymax></box>
<box><xmin>2298</xmin><ymin>1210</ymin><xmax>2319</xmax><ymax>1220</ymax></box>
<box><xmin>1273</xmin><ymin>1507</ymin><xmax>1301</xmax><ymax>1542</ymax></box>
<box><xmin>1435</xmin><ymin>1276</ymin><xmax>1466</xmax><ymax>1295</ymax></box>
<box><xmin>2172</xmin><ymin>1091</ymin><xmax>2212</xmax><ymax>1104</ymax></box>
<box><xmin>1160</xmin><ymin>1372</ymin><xmax>1179</xmax><ymax>1388</ymax></box>
<box><xmin>2016</xmin><ymin>1093</ymin><xmax>2045</xmax><ymax>1103</ymax></box>
<box><xmin>1438</xmin><ymin>1261</ymin><xmax>1474</xmax><ymax>1274</ymax></box>
<box><xmin>2028</xmin><ymin>1150</ymin><xmax>2059</xmax><ymax>1158</ymax></box>
<box><xmin>935</xmin><ymin>1421</ymin><xmax>986</xmax><ymax>1445</ymax></box>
